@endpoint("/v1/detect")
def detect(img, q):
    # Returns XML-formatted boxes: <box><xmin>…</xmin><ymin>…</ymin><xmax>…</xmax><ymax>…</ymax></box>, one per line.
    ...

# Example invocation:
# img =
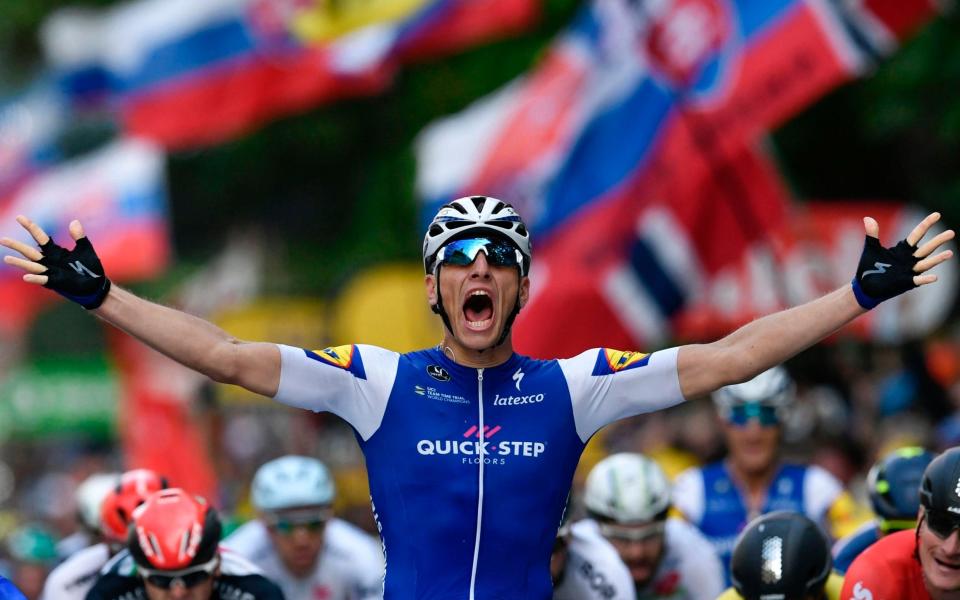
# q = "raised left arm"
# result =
<box><xmin>677</xmin><ymin>212</ymin><xmax>954</xmax><ymax>399</ymax></box>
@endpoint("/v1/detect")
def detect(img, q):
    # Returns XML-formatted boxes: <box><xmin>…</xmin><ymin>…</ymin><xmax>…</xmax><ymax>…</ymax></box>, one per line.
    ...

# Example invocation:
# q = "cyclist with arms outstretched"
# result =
<box><xmin>2</xmin><ymin>197</ymin><xmax>953</xmax><ymax>599</ymax></box>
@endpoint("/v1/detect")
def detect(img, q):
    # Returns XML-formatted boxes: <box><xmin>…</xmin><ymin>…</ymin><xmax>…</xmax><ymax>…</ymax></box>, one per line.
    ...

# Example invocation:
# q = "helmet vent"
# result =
<box><xmin>470</xmin><ymin>196</ymin><xmax>486</xmax><ymax>211</ymax></box>
<box><xmin>760</xmin><ymin>536</ymin><xmax>783</xmax><ymax>584</ymax></box>
<box><xmin>516</xmin><ymin>224</ymin><xmax>527</xmax><ymax>236</ymax></box>
<box><xmin>448</xmin><ymin>202</ymin><xmax>468</xmax><ymax>215</ymax></box>
<box><xmin>446</xmin><ymin>221</ymin><xmax>470</xmax><ymax>230</ymax></box>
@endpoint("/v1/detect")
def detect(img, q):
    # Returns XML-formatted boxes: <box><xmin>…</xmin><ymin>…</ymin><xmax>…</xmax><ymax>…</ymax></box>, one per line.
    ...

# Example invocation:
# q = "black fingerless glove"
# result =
<box><xmin>38</xmin><ymin>237</ymin><xmax>111</xmax><ymax>309</ymax></box>
<box><xmin>851</xmin><ymin>236</ymin><xmax>918</xmax><ymax>310</ymax></box>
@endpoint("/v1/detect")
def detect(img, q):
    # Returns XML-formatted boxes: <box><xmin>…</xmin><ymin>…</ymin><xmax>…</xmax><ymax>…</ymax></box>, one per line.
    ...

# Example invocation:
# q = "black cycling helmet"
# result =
<box><xmin>920</xmin><ymin>447</ymin><xmax>960</xmax><ymax>513</ymax></box>
<box><xmin>868</xmin><ymin>447</ymin><xmax>934</xmax><ymax>529</ymax></box>
<box><xmin>730</xmin><ymin>511</ymin><xmax>832</xmax><ymax>600</ymax></box>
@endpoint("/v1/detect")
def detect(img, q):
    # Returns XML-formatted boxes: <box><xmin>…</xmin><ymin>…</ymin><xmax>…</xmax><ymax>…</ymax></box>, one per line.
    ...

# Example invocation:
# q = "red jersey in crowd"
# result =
<box><xmin>840</xmin><ymin>530</ymin><xmax>929</xmax><ymax>600</ymax></box>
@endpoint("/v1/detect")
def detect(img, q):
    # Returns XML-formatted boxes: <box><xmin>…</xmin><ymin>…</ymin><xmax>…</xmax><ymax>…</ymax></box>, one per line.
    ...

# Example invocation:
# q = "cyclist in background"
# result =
<box><xmin>3</xmin><ymin>203</ymin><xmax>952</xmax><ymax>598</ymax></box>
<box><xmin>56</xmin><ymin>473</ymin><xmax>121</xmax><ymax>560</ymax></box>
<box><xmin>223</xmin><ymin>455</ymin><xmax>384</xmax><ymax>599</ymax></box>
<box><xmin>86</xmin><ymin>488</ymin><xmax>284</xmax><ymax>600</ymax></box>
<box><xmin>841</xmin><ymin>446</ymin><xmax>960</xmax><ymax>599</ymax></box>
<box><xmin>832</xmin><ymin>446</ymin><xmax>934</xmax><ymax>574</ymax></box>
<box><xmin>717</xmin><ymin>511</ymin><xmax>842</xmax><ymax>600</ymax></box>
<box><xmin>41</xmin><ymin>469</ymin><xmax>166</xmax><ymax>600</ymax></box>
<box><xmin>672</xmin><ymin>367</ymin><xmax>863</xmax><ymax>581</ymax></box>
<box><xmin>555</xmin><ymin>453</ymin><xmax>724</xmax><ymax>599</ymax></box>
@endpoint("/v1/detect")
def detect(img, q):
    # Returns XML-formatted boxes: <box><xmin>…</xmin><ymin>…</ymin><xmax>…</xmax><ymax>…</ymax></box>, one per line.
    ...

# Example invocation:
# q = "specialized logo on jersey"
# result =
<box><xmin>416</xmin><ymin>424</ymin><xmax>546</xmax><ymax>465</ymax></box>
<box><xmin>512</xmin><ymin>367</ymin><xmax>524</xmax><ymax>390</ymax></box>
<box><xmin>851</xmin><ymin>581</ymin><xmax>874</xmax><ymax>600</ymax></box>
<box><xmin>426</xmin><ymin>364</ymin><xmax>450</xmax><ymax>382</ymax></box>
<box><xmin>592</xmin><ymin>348</ymin><xmax>650</xmax><ymax>375</ymax></box>
<box><xmin>304</xmin><ymin>345</ymin><xmax>367</xmax><ymax>379</ymax></box>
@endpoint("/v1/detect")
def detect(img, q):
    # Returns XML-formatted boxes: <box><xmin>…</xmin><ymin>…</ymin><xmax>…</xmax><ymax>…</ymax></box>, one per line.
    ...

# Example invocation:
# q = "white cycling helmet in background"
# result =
<box><xmin>252</xmin><ymin>456</ymin><xmax>335</xmax><ymax>513</ymax></box>
<box><xmin>584</xmin><ymin>453</ymin><xmax>670</xmax><ymax>524</ymax></box>
<box><xmin>422</xmin><ymin>195</ymin><xmax>532</xmax><ymax>276</ymax></box>
<box><xmin>712</xmin><ymin>365</ymin><xmax>795</xmax><ymax>418</ymax></box>
<box><xmin>75</xmin><ymin>472</ymin><xmax>121</xmax><ymax>533</ymax></box>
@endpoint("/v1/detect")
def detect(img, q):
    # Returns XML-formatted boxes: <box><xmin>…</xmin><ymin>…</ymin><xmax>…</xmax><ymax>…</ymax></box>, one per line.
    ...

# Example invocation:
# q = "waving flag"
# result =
<box><xmin>0</xmin><ymin>84</ymin><xmax>65</xmax><ymax>200</ymax></box>
<box><xmin>417</xmin><ymin>0</ymin><xmax>943</xmax><ymax>356</ymax></box>
<box><xmin>42</xmin><ymin>0</ymin><xmax>537</xmax><ymax>149</ymax></box>
<box><xmin>0</xmin><ymin>138</ymin><xmax>169</xmax><ymax>334</ymax></box>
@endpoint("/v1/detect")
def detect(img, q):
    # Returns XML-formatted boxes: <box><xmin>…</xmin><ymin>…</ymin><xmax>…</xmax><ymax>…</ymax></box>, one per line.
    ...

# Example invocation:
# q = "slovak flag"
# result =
<box><xmin>416</xmin><ymin>0</ymin><xmax>943</xmax><ymax>355</ymax></box>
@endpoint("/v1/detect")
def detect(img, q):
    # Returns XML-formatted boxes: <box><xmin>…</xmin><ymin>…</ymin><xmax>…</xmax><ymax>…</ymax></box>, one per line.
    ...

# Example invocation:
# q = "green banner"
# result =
<box><xmin>0</xmin><ymin>359</ymin><xmax>118</xmax><ymax>439</ymax></box>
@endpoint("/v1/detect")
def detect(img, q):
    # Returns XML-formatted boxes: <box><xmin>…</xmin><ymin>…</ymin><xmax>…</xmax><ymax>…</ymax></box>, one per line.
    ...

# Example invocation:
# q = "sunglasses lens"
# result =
<box><xmin>729</xmin><ymin>404</ymin><xmax>779</xmax><ymax>426</ymax></box>
<box><xmin>271</xmin><ymin>519</ymin><xmax>326</xmax><ymax>535</ymax></box>
<box><xmin>927</xmin><ymin>511</ymin><xmax>960</xmax><ymax>538</ymax></box>
<box><xmin>146</xmin><ymin>571</ymin><xmax>212</xmax><ymax>589</ymax></box>
<box><xmin>438</xmin><ymin>238</ymin><xmax>520</xmax><ymax>269</ymax></box>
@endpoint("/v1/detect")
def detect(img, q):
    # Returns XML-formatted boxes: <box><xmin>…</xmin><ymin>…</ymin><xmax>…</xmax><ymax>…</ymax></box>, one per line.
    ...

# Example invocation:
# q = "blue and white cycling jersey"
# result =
<box><xmin>672</xmin><ymin>461</ymin><xmax>843</xmax><ymax>583</ymax></box>
<box><xmin>273</xmin><ymin>344</ymin><xmax>684</xmax><ymax>600</ymax></box>
<box><xmin>831</xmin><ymin>520</ymin><xmax>880</xmax><ymax>575</ymax></box>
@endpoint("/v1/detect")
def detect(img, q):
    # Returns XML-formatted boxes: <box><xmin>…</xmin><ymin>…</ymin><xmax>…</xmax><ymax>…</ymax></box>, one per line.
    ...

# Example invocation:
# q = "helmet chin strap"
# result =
<box><xmin>431</xmin><ymin>265</ymin><xmax>522</xmax><ymax>355</ymax></box>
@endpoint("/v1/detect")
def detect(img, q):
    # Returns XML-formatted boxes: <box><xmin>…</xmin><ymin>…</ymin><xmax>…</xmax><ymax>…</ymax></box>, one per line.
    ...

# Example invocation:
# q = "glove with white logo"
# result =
<box><xmin>37</xmin><ymin>236</ymin><xmax>112</xmax><ymax>309</ymax></box>
<box><xmin>851</xmin><ymin>235</ymin><xmax>919</xmax><ymax>310</ymax></box>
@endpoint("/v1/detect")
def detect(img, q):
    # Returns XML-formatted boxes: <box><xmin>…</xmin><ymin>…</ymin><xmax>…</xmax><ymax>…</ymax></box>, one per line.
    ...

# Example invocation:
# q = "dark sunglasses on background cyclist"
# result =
<box><xmin>727</xmin><ymin>403</ymin><xmax>780</xmax><ymax>427</ymax></box>
<box><xmin>139</xmin><ymin>556</ymin><xmax>218</xmax><ymax>589</ymax></box>
<box><xmin>924</xmin><ymin>509</ymin><xmax>960</xmax><ymax>539</ymax></box>
<box><xmin>435</xmin><ymin>237</ymin><xmax>524</xmax><ymax>270</ymax></box>
<box><xmin>264</xmin><ymin>508</ymin><xmax>332</xmax><ymax>535</ymax></box>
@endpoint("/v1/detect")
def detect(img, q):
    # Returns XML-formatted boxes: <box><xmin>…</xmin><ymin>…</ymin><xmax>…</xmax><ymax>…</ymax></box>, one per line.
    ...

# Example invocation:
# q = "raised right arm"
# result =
<box><xmin>94</xmin><ymin>286</ymin><xmax>280</xmax><ymax>396</ymax></box>
<box><xmin>1</xmin><ymin>216</ymin><xmax>279</xmax><ymax>397</ymax></box>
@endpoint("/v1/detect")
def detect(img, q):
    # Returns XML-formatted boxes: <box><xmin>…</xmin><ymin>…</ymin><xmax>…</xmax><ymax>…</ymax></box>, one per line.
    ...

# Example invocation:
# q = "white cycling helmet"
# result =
<box><xmin>251</xmin><ymin>456</ymin><xmax>335</xmax><ymax>512</ymax></box>
<box><xmin>422</xmin><ymin>195</ymin><xmax>532</xmax><ymax>276</ymax></box>
<box><xmin>713</xmin><ymin>365</ymin><xmax>795</xmax><ymax>417</ymax></box>
<box><xmin>75</xmin><ymin>472</ymin><xmax>121</xmax><ymax>532</ymax></box>
<box><xmin>584</xmin><ymin>453</ymin><xmax>671</xmax><ymax>524</ymax></box>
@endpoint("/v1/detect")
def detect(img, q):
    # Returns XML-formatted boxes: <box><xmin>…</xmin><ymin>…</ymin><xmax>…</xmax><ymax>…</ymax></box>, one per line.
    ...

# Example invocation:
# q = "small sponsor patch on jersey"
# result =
<box><xmin>592</xmin><ymin>348</ymin><xmax>650</xmax><ymax>375</ymax></box>
<box><xmin>304</xmin><ymin>344</ymin><xmax>367</xmax><ymax>379</ymax></box>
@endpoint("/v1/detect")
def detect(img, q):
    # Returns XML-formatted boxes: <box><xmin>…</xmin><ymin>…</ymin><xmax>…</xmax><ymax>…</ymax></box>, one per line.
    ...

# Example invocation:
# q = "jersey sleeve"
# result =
<box><xmin>671</xmin><ymin>467</ymin><xmax>705</xmax><ymax>525</ymax></box>
<box><xmin>669</xmin><ymin>519</ymin><xmax>725</xmax><ymax>600</ymax></box>
<box><xmin>558</xmin><ymin>346</ymin><xmax>684</xmax><ymax>441</ymax></box>
<box><xmin>841</xmin><ymin>554</ymin><xmax>897</xmax><ymax>600</ymax></box>
<box><xmin>273</xmin><ymin>343</ymin><xmax>399</xmax><ymax>441</ymax></box>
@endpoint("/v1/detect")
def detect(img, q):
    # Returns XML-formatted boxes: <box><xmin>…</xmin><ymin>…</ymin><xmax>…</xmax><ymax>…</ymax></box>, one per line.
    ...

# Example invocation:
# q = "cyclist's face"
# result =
<box><xmin>919</xmin><ymin>508</ymin><xmax>960</xmax><ymax>593</ymax></box>
<box><xmin>604</xmin><ymin>525</ymin><xmax>666</xmax><ymax>587</ymax></box>
<box><xmin>266</xmin><ymin>513</ymin><xmax>326</xmax><ymax>578</ymax></box>
<box><xmin>427</xmin><ymin>251</ymin><xmax>530</xmax><ymax>351</ymax></box>
<box><xmin>722</xmin><ymin>413</ymin><xmax>780</xmax><ymax>476</ymax></box>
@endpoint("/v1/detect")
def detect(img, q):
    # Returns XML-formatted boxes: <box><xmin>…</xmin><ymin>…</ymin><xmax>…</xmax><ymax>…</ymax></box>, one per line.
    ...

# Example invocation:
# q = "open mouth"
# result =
<box><xmin>463</xmin><ymin>290</ymin><xmax>494</xmax><ymax>330</ymax></box>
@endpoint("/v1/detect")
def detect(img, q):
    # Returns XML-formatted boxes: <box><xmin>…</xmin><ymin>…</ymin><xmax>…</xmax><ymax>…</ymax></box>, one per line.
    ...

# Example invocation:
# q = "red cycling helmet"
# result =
<box><xmin>129</xmin><ymin>488</ymin><xmax>222</xmax><ymax>570</ymax></box>
<box><xmin>100</xmin><ymin>469</ymin><xmax>167</xmax><ymax>543</ymax></box>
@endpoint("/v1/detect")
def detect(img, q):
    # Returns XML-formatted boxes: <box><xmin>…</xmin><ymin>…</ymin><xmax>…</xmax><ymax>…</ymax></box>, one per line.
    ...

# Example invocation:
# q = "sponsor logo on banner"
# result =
<box><xmin>308</xmin><ymin>345</ymin><xmax>354</xmax><ymax>369</ymax></box>
<box><xmin>416</xmin><ymin>425</ymin><xmax>546</xmax><ymax>465</ymax></box>
<box><xmin>604</xmin><ymin>349</ymin><xmax>649</xmax><ymax>372</ymax></box>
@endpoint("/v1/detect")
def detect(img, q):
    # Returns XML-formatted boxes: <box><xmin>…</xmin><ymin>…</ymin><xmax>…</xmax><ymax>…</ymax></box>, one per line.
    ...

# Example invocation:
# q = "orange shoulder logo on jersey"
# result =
<box><xmin>592</xmin><ymin>348</ymin><xmax>651</xmax><ymax>376</ymax></box>
<box><xmin>310</xmin><ymin>345</ymin><xmax>355</xmax><ymax>369</ymax></box>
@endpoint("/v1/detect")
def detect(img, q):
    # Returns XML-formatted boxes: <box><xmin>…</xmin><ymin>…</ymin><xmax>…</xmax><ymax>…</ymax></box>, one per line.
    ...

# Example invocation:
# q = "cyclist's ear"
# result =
<box><xmin>425</xmin><ymin>274</ymin><xmax>438</xmax><ymax>306</ymax></box>
<box><xmin>518</xmin><ymin>276</ymin><xmax>530</xmax><ymax>308</ymax></box>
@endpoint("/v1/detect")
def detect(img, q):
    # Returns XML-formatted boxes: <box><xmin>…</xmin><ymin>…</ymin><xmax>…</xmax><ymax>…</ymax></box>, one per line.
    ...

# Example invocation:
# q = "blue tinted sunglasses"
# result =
<box><xmin>436</xmin><ymin>238</ymin><xmax>523</xmax><ymax>270</ymax></box>
<box><xmin>727</xmin><ymin>404</ymin><xmax>780</xmax><ymax>427</ymax></box>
